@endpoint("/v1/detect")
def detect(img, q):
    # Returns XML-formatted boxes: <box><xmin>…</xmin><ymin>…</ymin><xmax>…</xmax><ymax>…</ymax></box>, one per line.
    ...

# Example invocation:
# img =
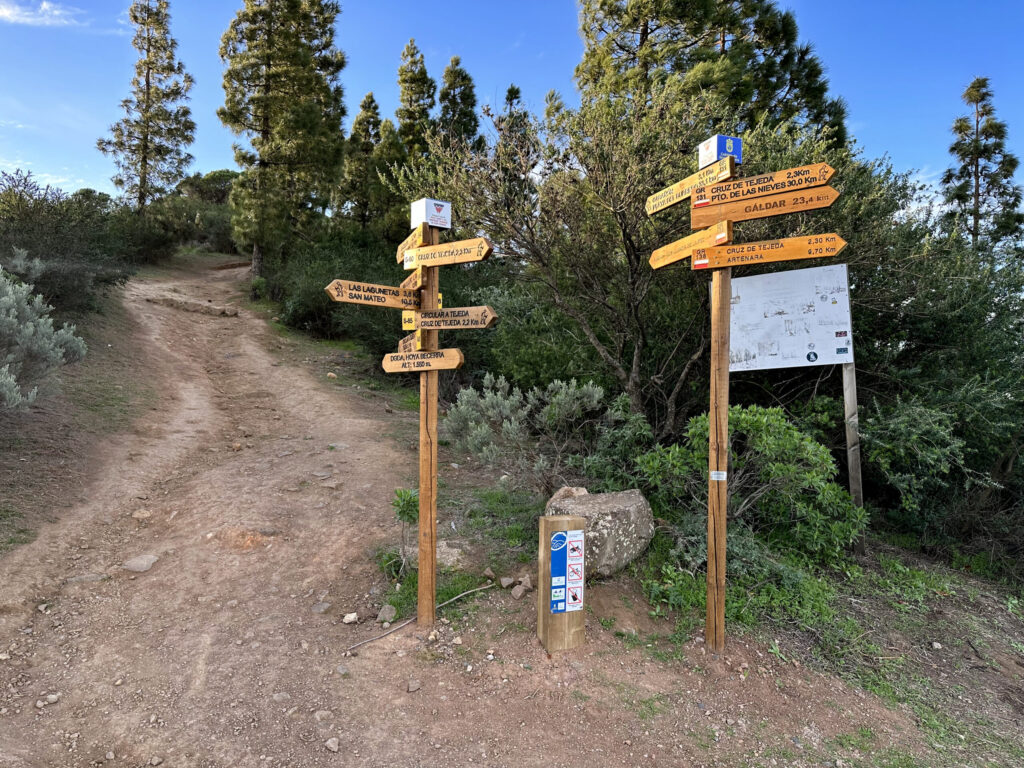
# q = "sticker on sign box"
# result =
<box><xmin>550</xmin><ymin>531</ymin><xmax>568</xmax><ymax>614</ymax></box>
<box><xmin>698</xmin><ymin>134</ymin><xmax>743</xmax><ymax>169</ymax></box>
<box><xmin>410</xmin><ymin>198</ymin><xmax>452</xmax><ymax>229</ymax></box>
<box><xmin>564</xmin><ymin>529</ymin><xmax>585</xmax><ymax>612</ymax></box>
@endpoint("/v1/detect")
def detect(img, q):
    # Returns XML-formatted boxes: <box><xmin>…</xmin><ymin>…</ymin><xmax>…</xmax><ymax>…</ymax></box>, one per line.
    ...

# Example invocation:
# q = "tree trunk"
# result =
<box><xmin>250</xmin><ymin>242</ymin><xmax>264</xmax><ymax>297</ymax></box>
<box><xmin>972</xmin><ymin>103</ymin><xmax>981</xmax><ymax>250</ymax></box>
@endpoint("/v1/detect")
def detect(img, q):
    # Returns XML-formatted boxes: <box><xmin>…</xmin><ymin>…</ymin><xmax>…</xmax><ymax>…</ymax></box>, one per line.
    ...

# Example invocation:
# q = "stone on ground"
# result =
<box><xmin>122</xmin><ymin>554</ymin><xmax>159</xmax><ymax>573</ymax></box>
<box><xmin>545</xmin><ymin>489</ymin><xmax>654</xmax><ymax>576</ymax></box>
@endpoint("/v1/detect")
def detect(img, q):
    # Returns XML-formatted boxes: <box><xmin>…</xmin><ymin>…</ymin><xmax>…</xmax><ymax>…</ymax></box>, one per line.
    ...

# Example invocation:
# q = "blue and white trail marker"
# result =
<box><xmin>699</xmin><ymin>134</ymin><xmax>743</xmax><ymax>170</ymax></box>
<box><xmin>550</xmin><ymin>529</ymin><xmax>585</xmax><ymax>614</ymax></box>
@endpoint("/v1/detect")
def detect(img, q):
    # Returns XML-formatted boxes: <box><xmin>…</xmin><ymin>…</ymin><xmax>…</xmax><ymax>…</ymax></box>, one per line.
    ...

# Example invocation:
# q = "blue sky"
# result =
<box><xmin>0</xmin><ymin>0</ymin><xmax>1022</xmax><ymax>196</ymax></box>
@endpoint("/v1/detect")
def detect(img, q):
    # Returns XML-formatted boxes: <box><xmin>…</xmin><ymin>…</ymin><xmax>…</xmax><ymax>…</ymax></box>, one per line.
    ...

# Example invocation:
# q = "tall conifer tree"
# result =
<box><xmin>575</xmin><ymin>0</ymin><xmax>846</xmax><ymax>142</ymax></box>
<box><xmin>97</xmin><ymin>0</ymin><xmax>195</xmax><ymax>211</ymax></box>
<box><xmin>340</xmin><ymin>92</ymin><xmax>382</xmax><ymax>227</ymax></box>
<box><xmin>438</xmin><ymin>55</ymin><xmax>481</xmax><ymax>150</ymax></box>
<box><xmin>219</xmin><ymin>0</ymin><xmax>347</xmax><ymax>280</ymax></box>
<box><xmin>396</xmin><ymin>39</ymin><xmax>436</xmax><ymax>159</ymax></box>
<box><xmin>941</xmin><ymin>77</ymin><xmax>1024</xmax><ymax>252</ymax></box>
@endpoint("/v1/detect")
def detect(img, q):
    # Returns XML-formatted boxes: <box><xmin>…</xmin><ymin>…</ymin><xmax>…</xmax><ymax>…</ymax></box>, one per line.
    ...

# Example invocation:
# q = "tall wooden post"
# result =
<box><xmin>706</xmin><ymin>266</ymin><xmax>731</xmax><ymax>653</ymax></box>
<box><xmin>417</xmin><ymin>226</ymin><xmax>441</xmax><ymax>626</ymax></box>
<box><xmin>843</xmin><ymin>362</ymin><xmax>866</xmax><ymax>554</ymax></box>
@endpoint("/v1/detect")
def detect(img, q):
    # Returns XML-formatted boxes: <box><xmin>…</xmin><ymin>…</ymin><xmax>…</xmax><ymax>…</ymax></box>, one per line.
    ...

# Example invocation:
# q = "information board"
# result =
<box><xmin>549</xmin><ymin>530</ymin><xmax>585</xmax><ymax>614</ymax></box>
<box><xmin>729</xmin><ymin>264</ymin><xmax>853</xmax><ymax>372</ymax></box>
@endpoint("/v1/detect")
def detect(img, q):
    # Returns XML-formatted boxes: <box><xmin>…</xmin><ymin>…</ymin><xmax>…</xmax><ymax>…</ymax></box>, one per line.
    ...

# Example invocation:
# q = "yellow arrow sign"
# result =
<box><xmin>649</xmin><ymin>221</ymin><xmax>732</xmax><ymax>270</ymax></box>
<box><xmin>325</xmin><ymin>279</ymin><xmax>421</xmax><ymax>310</ymax></box>
<box><xmin>396</xmin><ymin>222</ymin><xmax>431</xmax><ymax>264</ymax></box>
<box><xmin>645</xmin><ymin>157</ymin><xmax>735</xmax><ymax>216</ymax></box>
<box><xmin>402</xmin><ymin>294</ymin><xmax>443</xmax><ymax>330</ymax></box>
<box><xmin>691</xmin><ymin>163</ymin><xmax>835</xmax><ymax>209</ymax></box>
<box><xmin>405</xmin><ymin>237</ymin><xmax>493</xmax><ymax>270</ymax></box>
<box><xmin>398</xmin><ymin>332</ymin><xmax>424</xmax><ymax>354</ymax></box>
<box><xmin>400</xmin><ymin>267</ymin><xmax>424</xmax><ymax>291</ymax></box>
<box><xmin>382</xmin><ymin>348</ymin><xmax>464</xmax><ymax>373</ymax></box>
<box><xmin>415</xmin><ymin>306</ymin><xmax>498</xmax><ymax>330</ymax></box>
<box><xmin>690</xmin><ymin>185</ymin><xmax>840</xmax><ymax>230</ymax></box>
<box><xmin>692</xmin><ymin>234</ymin><xmax>847</xmax><ymax>270</ymax></box>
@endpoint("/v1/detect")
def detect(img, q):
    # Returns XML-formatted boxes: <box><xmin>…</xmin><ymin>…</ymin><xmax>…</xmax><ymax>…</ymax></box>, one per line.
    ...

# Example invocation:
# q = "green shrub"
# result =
<box><xmin>444</xmin><ymin>375</ymin><xmax>651</xmax><ymax>493</ymax></box>
<box><xmin>0</xmin><ymin>265</ymin><xmax>86</xmax><ymax>410</ymax></box>
<box><xmin>635</xmin><ymin>404</ymin><xmax>865</xmax><ymax>564</ymax></box>
<box><xmin>0</xmin><ymin>172</ymin><xmax>135</xmax><ymax>310</ymax></box>
<box><xmin>642</xmin><ymin>516</ymin><xmax>837</xmax><ymax>630</ymax></box>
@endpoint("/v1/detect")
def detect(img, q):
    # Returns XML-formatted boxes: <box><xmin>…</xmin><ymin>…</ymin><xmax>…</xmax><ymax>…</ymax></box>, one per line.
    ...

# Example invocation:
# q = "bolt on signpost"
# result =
<box><xmin>645</xmin><ymin>138</ymin><xmax>843</xmax><ymax>653</ymax></box>
<box><xmin>326</xmin><ymin>198</ymin><xmax>497</xmax><ymax>626</ymax></box>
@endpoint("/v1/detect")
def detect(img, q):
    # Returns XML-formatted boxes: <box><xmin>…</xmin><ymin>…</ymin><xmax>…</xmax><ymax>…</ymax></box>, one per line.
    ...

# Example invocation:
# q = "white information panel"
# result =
<box><xmin>730</xmin><ymin>264</ymin><xmax>853</xmax><ymax>372</ymax></box>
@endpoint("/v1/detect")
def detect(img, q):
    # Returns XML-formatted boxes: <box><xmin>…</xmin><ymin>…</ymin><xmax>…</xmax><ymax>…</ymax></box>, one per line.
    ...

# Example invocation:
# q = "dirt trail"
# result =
<box><xmin>0</xmin><ymin>260</ymin><xmax>927</xmax><ymax>768</ymax></box>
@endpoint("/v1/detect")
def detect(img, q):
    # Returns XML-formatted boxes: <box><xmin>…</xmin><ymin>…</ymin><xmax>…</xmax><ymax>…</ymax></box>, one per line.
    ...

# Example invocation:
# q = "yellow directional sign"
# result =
<box><xmin>325</xmin><ymin>279</ymin><xmax>421</xmax><ymax>310</ymax></box>
<box><xmin>649</xmin><ymin>221</ymin><xmax>732</xmax><ymax>270</ymax></box>
<box><xmin>405</xmin><ymin>237</ymin><xmax>493</xmax><ymax>270</ymax></box>
<box><xmin>645</xmin><ymin>157</ymin><xmax>735</xmax><ymax>216</ymax></box>
<box><xmin>382</xmin><ymin>348</ymin><xmax>464</xmax><ymax>373</ymax></box>
<box><xmin>396</xmin><ymin>222</ymin><xmax>431</xmax><ymax>264</ymax></box>
<box><xmin>690</xmin><ymin>186</ymin><xmax>840</xmax><ymax>230</ymax></box>
<box><xmin>692</xmin><ymin>234</ymin><xmax>847</xmax><ymax>270</ymax></box>
<box><xmin>415</xmin><ymin>306</ymin><xmax>497</xmax><ymax>330</ymax></box>
<box><xmin>692</xmin><ymin>163</ymin><xmax>835</xmax><ymax>209</ymax></box>
<box><xmin>402</xmin><ymin>295</ymin><xmax>443</xmax><ymax>331</ymax></box>
<box><xmin>398</xmin><ymin>332</ymin><xmax>423</xmax><ymax>354</ymax></box>
<box><xmin>400</xmin><ymin>267</ymin><xmax>424</xmax><ymax>291</ymax></box>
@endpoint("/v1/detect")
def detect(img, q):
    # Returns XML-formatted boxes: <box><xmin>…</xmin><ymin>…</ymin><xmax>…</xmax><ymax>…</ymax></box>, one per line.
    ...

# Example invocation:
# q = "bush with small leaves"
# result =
<box><xmin>635</xmin><ymin>404</ymin><xmax>865</xmax><ymax>565</ymax></box>
<box><xmin>444</xmin><ymin>374</ymin><xmax>649</xmax><ymax>494</ymax></box>
<box><xmin>0</xmin><ymin>266</ymin><xmax>86</xmax><ymax>411</ymax></box>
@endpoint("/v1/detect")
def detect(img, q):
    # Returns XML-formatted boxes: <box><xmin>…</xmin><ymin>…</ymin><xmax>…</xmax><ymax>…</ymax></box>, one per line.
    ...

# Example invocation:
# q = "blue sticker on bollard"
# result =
<box><xmin>550</xmin><ymin>532</ymin><xmax>567</xmax><ymax>614</ymax></box>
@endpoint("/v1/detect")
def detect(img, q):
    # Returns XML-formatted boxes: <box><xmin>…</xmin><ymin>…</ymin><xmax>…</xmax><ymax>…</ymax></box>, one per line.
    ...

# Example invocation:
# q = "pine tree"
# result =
<box><xmin>575</xmin><ymin>0</ymin><xmax>846</xmax><ymax>143</ymax></box>
<box><xmin>941</xmin><ymin>77</ymin><xmax>1024</xmax><ymax>252</ymax></box>
<box><xmin>97</xmin><ymin>0</ymin><xmax>195</xmax><ymax>210</ymax></box>
<box><xmin>438</xmin><ymin>55</ymin><xmax>481</xmax><ymax>150</ymax></box>
<box><xmin>340</xmin><ymin>92</ymin><xmax>382</xmax><ymax>227</ymax></box>
<box><xmin>370</xmin><ymin>119</ymin><xmax>408</xmax><ymax>239</ymax></box>
<box><xmin>218</xmin><ymin>0</ymin><xmax>347</xmax><ymax>280</ymax></box>
<box><xmin>396</xmin><ymin>39</ymin><xmax>436</xmax><ymax>158</ymax></box>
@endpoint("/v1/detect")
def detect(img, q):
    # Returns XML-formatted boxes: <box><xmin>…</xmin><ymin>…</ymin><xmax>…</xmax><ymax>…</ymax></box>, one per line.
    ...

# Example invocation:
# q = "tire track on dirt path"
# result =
<box><xmin>0</xmin><ymin>261</ymin><xmax>410</xmax><ymax>767</ymax></box>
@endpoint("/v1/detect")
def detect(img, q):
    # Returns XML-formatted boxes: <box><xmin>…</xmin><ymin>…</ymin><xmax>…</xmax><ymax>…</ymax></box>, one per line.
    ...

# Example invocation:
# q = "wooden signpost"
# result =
<box><xmin>404</xmin><ymin>237</ymin><xmax>493</xmax><ymax>269</ymax></box>
<box><xmin>649</xmin><ymin>221</ymin><xmax>733</xmax><ymax>270</ymax></box>
<box><xmin>646</xmin><ymin>150</ymin><xmax>844</xmax><ymax>653</ymax></box>
<box><xmin>644</xmin><ymin>157</ymin><xmax>736</xmax><ymax>216</ymax></box>
<box><xmin>690</xmin><ymin>185</ymin><xmax>840</xmax><ymax>230</ymax></box>
<box><xmin>326</xmin><ymin>202</ymin><xmax>497</xmax><ymax>626</ymax></box>
<box><xmin>415</xmin><ymin>306</ymin><xmax>498</xmax><ymax>330</ymax></box>
<box><xmin>381</xmin><ymin>348</ymin><xmax>465</xmax><ymax>373</ymax></box>
<box><xmin>692</xmin><ymin>234</ymin><xmax>847</xmax><ymax>270</ymax></box>
<box><xmin>691</xmin><ymin>163</ymin><xmax>834</xmax><ymax>208</ymax></box>
<box><xmin>396</xmin><ymin>222</ymin><xmax>431</xmax><ymax>264</ymax></box>
<box><xmin>324</xmin><ymin>279</ymin><xmax>423</xmax><ymax>309</ymax></box>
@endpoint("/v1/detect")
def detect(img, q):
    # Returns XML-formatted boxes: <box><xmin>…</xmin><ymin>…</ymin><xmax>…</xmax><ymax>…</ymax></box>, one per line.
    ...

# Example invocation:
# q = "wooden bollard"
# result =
<box><xmin>537</xmin><ymin>515</ymin><xmax>586</xmax><ymax>652</ymax></box>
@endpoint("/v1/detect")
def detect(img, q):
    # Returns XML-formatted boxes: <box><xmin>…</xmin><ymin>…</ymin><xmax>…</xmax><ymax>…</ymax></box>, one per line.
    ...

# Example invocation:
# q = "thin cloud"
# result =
<box><xmin>0</xmin><ymin>1</ymin><xmax>86</xmax><ymax>27</ymax></box>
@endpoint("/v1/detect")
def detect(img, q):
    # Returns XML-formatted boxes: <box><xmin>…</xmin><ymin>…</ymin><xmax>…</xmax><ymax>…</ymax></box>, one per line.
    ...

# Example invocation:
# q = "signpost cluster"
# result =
<box><xmin>645</xmin><ymin>138</ymin><xmax>851</xmax><ymax>653</ymax></box>
<box><xmin>325</xmin><ymin>199</ymin><xmax>497</xmax><ymax>626</ymax></box>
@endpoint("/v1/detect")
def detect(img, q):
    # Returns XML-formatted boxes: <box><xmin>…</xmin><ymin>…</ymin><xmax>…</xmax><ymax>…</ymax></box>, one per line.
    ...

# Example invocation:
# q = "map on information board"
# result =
<box><xmin>730</xmin><ymin>264</ymin><xmax>853</xmax><ymax>372</ymax></box>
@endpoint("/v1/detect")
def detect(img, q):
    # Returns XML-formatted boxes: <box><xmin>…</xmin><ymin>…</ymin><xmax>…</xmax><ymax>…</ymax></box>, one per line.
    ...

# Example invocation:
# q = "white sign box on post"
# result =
<box><xmin>410</xmin><ymin>198</ymin><xmax>452</xmax><ymax>229</ymax></box>
<box><xmin>729</xmin><ymin>264</ymin><xmax>853</xmax><ymax>372</ymax></box>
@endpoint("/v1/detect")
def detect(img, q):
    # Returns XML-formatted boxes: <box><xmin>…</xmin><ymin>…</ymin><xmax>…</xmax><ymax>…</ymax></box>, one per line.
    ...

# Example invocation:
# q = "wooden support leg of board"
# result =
<box><xmin>706</xmin><ymin>266</ymin><xmax>731</xmax><ymax>653</ymax></box>
<box><xmin>417</xmin><ymin>227</ymin><xmax>441</xmax><ymax>627</ymax></box>
<box><xmin>843</xmin><ymin>362</ymin><xmax>866</xmax><ymax>555</ymax></box>
<box><xmin>537</xmin><ymin>515</ymin><xmax>586</xmax><ymax>652</ymax></box>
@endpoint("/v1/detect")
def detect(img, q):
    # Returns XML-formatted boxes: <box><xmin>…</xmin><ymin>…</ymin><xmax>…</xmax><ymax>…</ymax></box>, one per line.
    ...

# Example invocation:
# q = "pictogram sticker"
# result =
<box><xmin>551</xmin><ymin>529</ymin><xmax>585</xmax><ymax>614</ymax></box>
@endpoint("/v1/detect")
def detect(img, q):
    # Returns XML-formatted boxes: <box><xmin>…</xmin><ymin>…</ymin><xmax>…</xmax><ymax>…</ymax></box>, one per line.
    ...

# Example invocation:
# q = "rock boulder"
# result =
<box><xmin>545</xmin><ymin>489</ymin><xmax>654</xmax><ymax>577</ymax></box>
